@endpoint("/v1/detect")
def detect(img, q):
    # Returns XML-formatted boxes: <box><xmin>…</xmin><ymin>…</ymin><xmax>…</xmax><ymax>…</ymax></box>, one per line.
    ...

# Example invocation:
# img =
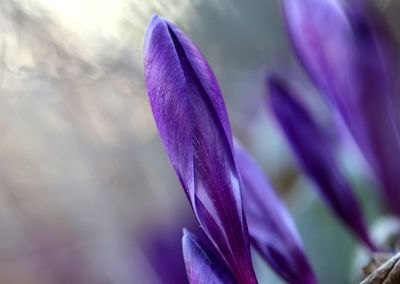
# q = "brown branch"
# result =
<box><xmin>360</xmin><ymin>252</ymin><xmax>400</xmax><ymax>284</ymax></box>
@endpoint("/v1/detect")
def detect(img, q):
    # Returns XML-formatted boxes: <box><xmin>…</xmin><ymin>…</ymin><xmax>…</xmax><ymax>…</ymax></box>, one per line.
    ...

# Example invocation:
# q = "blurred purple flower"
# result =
<box><xmin>268</xmin><ymin>75</ymin><xmax>376</xmax><ymax>251</ymax></box>
<box><xmin>182</xmin><ymin>229</ymin><xmax>235</xmax><ymax>284</ymax></box>
<box><xmin>138</xmin><ymin>213</ymin><xmax>200</xmax><ymax>284</ymax></box>
<box><xmin>234</xmin><ymin>140</ymin><xmax>318</xmax><ymax>284</ymax></box>
<box><xmin>282</xmin><ymin>0</ymin><xmax>400</xmax><ymax>216</ymax></box>
<box><xmin>143</xmin><ymin>15</ymin><xmax>257</xmax><ymax>284</ymax></box>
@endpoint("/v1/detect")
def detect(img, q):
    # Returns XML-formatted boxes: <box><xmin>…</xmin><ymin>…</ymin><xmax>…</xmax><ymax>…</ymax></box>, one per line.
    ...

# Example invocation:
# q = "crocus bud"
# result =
<box><xmin>234</xmin><ymin>140</ymin><xmax>318</xmax><ymax>284</ymax></box>
<box><xmin>268</xmin><ymin>75</ymin><xmax>375</xmax><ymax>251</ymax></box>
<box><xmin>282</xmin><ymin>0</ymin><xmax>400</xmax><ymax>216</ymax></box>
<box><xmin>144</xmin><ymin>15</ymin><xmax>257</xmax><ymax>284</ymax></box>
<box><xmin>182</xmin><ymin>229</ymin><xmax>235</xmax><ymax>284</ymax></box>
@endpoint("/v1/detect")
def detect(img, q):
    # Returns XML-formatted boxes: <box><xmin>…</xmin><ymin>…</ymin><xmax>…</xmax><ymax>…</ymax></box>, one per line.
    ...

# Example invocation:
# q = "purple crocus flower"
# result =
<box><xmin>234</xmin><ymin>140</ymin><xmax>318</xmax><ymax>284</ymax></box>
<box><xmin>143</xmin><ymin>15</ymin><xmax>257</xmax><ymax>284</ymax></box>
<box><xmin>182</xmin><ymin>229</ymin><xmax>235</xmax><ymax>284</ymax></box>
<box><xmin>282</xmin><ymin>0</ymin><xmax>400</xmax><ymax>216</ymax></box>
<box><xmin>268</xmin><ymin>75</ymin><xmax>376</xmax><ymax>251</ymax></box>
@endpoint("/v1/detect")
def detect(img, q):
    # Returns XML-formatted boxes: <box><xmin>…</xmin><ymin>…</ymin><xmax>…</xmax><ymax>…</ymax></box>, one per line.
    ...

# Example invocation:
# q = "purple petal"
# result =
<box><xmin>143</xmin><ymin>15</ymin><xmax>257</xmax><ymax>284</ymax></box>
<box><xmin>282</xmin><ymin>0</ymin><xmax>400</xmax><ymax>216</ymax></box>
<box><xmin>234</xmin><ymin>140</ymin><xmax>318</xmax><ymax>284</ymax></box>
<box><xmin>182</xmin><ymin>229</ymin><xmax>235</xmax><ymax>284</ymax></box>
<box><xmin>268</xmin><ymin>75</ymin><xmax>375</xmax><ymax>251</ymax></box>
<box><xmin>138</xmin><ymin>213</ymin><xmax>201</xmax><ymax>284</ymax></box>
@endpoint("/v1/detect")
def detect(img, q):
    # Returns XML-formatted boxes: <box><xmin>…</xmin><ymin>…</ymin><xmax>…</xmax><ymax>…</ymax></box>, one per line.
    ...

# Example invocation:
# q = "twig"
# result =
<box><xmin>360</xmin><ymin>252</ymin><xmax>400</xmax><ymax>284</ymax></box>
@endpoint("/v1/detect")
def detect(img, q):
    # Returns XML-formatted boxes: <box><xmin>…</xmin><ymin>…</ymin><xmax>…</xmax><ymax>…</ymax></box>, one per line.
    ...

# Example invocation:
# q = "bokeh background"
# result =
<box><xmin>0</xmin><ymin>0</ymin><xmax>399</xmax><ymax>283</ymax></box>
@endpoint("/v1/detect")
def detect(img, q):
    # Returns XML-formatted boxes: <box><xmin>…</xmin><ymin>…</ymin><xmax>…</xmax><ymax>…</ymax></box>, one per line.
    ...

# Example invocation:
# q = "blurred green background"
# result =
<box><xmin>0</xmin><ymin>0</ymin><xmax>399</xmax><ymax>283</ymax></box>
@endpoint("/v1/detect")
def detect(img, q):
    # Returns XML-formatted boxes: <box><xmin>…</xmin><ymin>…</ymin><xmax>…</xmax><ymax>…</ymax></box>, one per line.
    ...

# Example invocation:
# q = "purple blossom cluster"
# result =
<box><xmin>143</xmin><ymin>0</ymin><xmax>400</xmax><ymax>283</ymax></box>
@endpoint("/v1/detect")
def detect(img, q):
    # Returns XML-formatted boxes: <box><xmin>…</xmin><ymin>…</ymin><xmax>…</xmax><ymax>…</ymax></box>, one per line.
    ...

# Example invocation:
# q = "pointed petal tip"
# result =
<box><xmin>267</xmin><ymin>74</ymin><xmax>293</xmax><ymax>115</ymax></box>
<box><xmin>182</xmin><ymin>229</ymin><xmax>236</xmax><ymax>284</ymax></box>
<box><xmin>182</xmin><ymin>228</ymin><xmax>191</xmax><ymax>243</ymax></box>
<box><xmin>266</xmin><ymin>74</ymin><xmax>287</xmax><ymax>98</ymax></box>
<box><xmin>148</xmin><ymin>13</ymin><xmax>162</xmax><ymax>25</ymax></box>
<box><xmin>266</xmin><ymin>73</ymin><xmax>281</xmax><ymax>85</ymax></box>
<box><xmin>266</xmin><ymin>73</ymin><xmax>278</xmax><ymax>89</ymax></box>
<box><xmin>143</xmin><ymin>14</ymin><xmax>166</xmax><ymax>56</ymax></box>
